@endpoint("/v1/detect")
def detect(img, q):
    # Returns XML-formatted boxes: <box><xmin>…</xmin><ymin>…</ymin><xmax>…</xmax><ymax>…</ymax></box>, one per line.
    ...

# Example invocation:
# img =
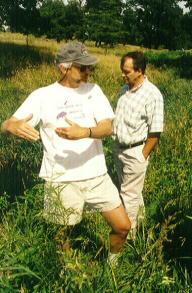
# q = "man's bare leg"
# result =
<box><xmin>102</xmin><ymin>204</ymin><xmax>131</xmax><ymax>253</ymax></box>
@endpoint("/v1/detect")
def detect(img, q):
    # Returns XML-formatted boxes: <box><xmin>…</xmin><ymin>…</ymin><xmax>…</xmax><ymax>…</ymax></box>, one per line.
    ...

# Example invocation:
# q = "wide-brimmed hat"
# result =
<box><xmin>55</xmin><ymin>42</ymin><xmax>99</xmax><ymax>65</ymax></box>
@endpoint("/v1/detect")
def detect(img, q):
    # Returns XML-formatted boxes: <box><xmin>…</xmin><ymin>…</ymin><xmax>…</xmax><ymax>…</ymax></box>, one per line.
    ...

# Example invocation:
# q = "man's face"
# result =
<box><xmin>121</xmin><ymin>57</ymin><xmax>142</xmax><ymax>87</ymax></box>
<box><xmin>67</xmin><ymin>63</ymin><xmax>93</xmax><ymax>88</ymax></box>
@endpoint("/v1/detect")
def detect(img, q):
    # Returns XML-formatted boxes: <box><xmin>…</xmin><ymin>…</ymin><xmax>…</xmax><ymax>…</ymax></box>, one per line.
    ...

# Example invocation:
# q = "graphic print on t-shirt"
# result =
<box><xmin>56</xmin><ymin>99</ymin><xmax>85</xmax><ymax>126</ymax></box>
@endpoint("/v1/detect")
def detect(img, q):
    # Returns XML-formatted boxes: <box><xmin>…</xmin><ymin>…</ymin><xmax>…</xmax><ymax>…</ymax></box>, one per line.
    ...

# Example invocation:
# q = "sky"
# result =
<box><xmin>62</xmin><ymin>0</ymin><xmax>190</xmax><ymax>12</ymax></box>
<box><xmin>179</xmin><ymin>1</ymin><xmax>189</xmax><ymax>12</ymax></box>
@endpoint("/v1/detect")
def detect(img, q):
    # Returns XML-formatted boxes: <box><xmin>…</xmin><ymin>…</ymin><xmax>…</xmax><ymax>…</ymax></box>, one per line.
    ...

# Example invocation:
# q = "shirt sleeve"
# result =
<box><xmin>13</xmin><ymin>89</ymin><xmax>41</xmax><ymax>127</ymax></box>
<box><xmin>91</xmin><ymin>84</ymin><xmax>115</xmax><ymax>122</ymax></box>
<box><xmin>148</xmin><ymin>90</ymin><xmax>164</xmax><ymax>133</ymax></box>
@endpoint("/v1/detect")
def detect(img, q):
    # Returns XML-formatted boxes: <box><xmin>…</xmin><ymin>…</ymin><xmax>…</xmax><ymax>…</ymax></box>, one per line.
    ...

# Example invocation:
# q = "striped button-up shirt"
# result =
<box><xmin>113</xmin><ymin>77</ymin><xmax>164</xmax><ymax>145</ymax></box>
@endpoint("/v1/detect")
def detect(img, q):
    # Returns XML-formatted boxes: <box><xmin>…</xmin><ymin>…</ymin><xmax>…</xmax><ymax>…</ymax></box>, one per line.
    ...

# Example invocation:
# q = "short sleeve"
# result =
<box><xmin>148</xmin><ymin>90</ymin><xmax>164</xmax><ymax>133</ymax></box>
<box><xmin>13</xmin><ymin>89</ymin><xmax>41</xmax><ymax>127</ymax></box>
<box><xmin>90</xmin><ymin>85</ymin><xmax>115</xmax><ymax>122</ymax></box>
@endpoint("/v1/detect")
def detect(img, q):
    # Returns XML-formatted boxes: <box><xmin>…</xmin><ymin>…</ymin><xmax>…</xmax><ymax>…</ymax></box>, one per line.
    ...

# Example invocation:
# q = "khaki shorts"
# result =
<box><xmin>43</xmin><ymin>173</ymin><xmax>121</xmax><ymax>225</ymax></box>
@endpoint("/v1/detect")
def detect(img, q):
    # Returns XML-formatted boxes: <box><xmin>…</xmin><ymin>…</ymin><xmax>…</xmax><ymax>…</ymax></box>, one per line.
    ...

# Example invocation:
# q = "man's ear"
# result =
<box><xmin>59</xmin><ymin>64</ymin><xmax>69</xmax><ymax>75</ymax></box>
<box><xmin>138</xmin><ymin>68</ymin><xmax>143</xmax><ymax>74</ymax></box>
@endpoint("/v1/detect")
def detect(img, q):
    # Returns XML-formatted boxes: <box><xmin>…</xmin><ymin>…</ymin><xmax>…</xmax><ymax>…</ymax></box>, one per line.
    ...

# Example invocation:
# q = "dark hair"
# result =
<box><xmin>121</xmin><ymin>51</ymin><xmax>146</xmax><ymax>74</ymax></box>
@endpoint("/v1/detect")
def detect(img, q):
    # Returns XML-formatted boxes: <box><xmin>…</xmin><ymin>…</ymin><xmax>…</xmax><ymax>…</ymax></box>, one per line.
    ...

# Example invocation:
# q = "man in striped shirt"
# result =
<box><xmin>113</xmin><ymin>51</ymin><xmax>164</xmax><ymax>234</ymax></box>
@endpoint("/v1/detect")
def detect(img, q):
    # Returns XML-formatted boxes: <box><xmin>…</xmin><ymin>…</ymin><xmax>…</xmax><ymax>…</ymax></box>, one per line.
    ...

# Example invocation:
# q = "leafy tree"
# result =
<box><xmin>39</xmin><ymin>0</ymin><xmax>67</xmax><ymax>42</ymax></box>
<box><xmin>86</xmin><ymin>0</ymin><xmax>103</xmax><ymax>10</ymax></box>
<box><xmin>0</xmin><ymin>0</ymin><xmax>43</xmax><ymax>44</ymax></box>
<box><xmin>0</xmin><ymin>0</ymin><xmax>8</xmax><ymax>29</ymax></box>
<box><xmin>85</xmin><ymin>0</ymin><xmax>125</xmax><ymax>47</ymax></box>
<box><xmin>121</xmin><ymin>5</ymin><xmax>142</xmax><ymax>45</ymax></box>
<box><xmin>65</xmin><ymin>0</ymin><xmax>86</xmax><ymax>41</ymax></box>
<box><xmin>75</xmin><ymin>0</ymin><xmax>86</xmax><ymax>8</ymax></box>
<box><xmin>1</xmin><ymin>0</ymin><xmax>190</xmax><ymax>50</ymax></box>
<box><xmin>180</xmin><ymin>11</ymin><xmax>192</xmax><ymax>48</ymax></box>
<box><xmin>127</xmin><ymin>0</ymin><xmax>184</xmax><ymax>50</ymax></box>
<box><xmin>184</xmin><ymin>0</ymin><xmax>192</xmax><ymax>9</ymax></box>
<box><xmin>39</xmin><ymin>0</ymin><xmax>84</xmax><ymax>42</ymax></box>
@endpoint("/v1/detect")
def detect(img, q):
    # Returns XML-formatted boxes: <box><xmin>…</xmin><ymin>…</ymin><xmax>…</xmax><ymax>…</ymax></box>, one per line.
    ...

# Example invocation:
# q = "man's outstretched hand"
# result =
<box><xmin>2</xmin><ymin>114</ymin><xmax>40</xmax><ymax>141</ymax></box>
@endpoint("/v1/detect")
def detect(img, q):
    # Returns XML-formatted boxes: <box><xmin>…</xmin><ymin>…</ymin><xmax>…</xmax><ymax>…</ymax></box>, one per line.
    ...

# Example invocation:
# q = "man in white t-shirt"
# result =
<box><xmin>1</xmin><ymin>42</ymin><xmax>130</xmax><ymax>264</ymax></box>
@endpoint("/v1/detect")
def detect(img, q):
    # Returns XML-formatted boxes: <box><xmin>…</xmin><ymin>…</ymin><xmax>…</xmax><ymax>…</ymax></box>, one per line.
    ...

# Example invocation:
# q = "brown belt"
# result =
<box><xmin>118</xmin><ymin>141</ymin><xmax>145</xmax><ymax>150</ymax></box>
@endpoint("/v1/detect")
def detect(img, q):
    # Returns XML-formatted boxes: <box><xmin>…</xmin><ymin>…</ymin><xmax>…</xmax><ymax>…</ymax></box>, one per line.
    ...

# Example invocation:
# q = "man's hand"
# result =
<box><xmin>1</xmin><ymin>114</ymin><xmax>40</xmax><ymax>141</ymax></box>
<box><xmin>142</xmin><ymin>133</ymin><xmax>160</xmax><ymax>159</ymax></box>
<box><xmin>55</xmin><ymin>118</ymin><xmax>89</xmax><ymax>140</ymax></box>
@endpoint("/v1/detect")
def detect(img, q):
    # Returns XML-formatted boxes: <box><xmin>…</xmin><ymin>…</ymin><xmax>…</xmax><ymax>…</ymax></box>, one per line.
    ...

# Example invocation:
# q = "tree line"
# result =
<box><xmin>0</xmin><ymin>0</ymin><xmax>192</xmax><ymax>49</ymax></box>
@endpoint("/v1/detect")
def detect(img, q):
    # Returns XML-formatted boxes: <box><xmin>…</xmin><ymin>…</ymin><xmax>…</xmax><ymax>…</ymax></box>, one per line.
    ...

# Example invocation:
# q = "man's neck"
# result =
<box><xmin>129</xmin><ymin>75</ymin><xmax>145</xmax><ymax>91</ymax></box>
<box><xmin>59</xmin><ymin>78</ymin><xmax>74</xmax><ymax>88</ymax></box>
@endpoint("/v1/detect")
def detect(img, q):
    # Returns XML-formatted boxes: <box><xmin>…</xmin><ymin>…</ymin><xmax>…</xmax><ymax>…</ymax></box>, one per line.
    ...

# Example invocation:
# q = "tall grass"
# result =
<box><xmin>0</xmin><ymin>32</ymin><xmax>192</xmax><ymax>292</ymax></box>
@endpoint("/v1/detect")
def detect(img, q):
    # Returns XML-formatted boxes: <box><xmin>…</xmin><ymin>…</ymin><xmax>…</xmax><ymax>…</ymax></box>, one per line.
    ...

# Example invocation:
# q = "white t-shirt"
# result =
<box><xmin>14</xmin><ymin>82</ymin><xmax>115</xmax><ymax>182</ymax></box>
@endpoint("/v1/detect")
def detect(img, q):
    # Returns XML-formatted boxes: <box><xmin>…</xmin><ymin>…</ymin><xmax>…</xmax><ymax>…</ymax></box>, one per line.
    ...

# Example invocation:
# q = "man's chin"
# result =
<box><xmin>82</xmin><ymin>77</ymin><xmax>88</xmax><ymax>83</ymax></box>
<box><xmin>124</xmin><ymin>79</ymin><xmax>130</xmax><ymax>84</ymax></box>
<box><xmin>76</xmin><ymin>79</ymin><xmax>87</xmax><ymax>86</ymax></box>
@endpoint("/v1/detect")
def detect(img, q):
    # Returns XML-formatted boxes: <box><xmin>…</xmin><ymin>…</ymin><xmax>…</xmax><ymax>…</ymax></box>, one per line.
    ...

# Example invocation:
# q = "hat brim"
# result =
<box><xmin>74</xmin><ymin>55</ymin><xmax>99</xmax><ymax>65</ymax></box>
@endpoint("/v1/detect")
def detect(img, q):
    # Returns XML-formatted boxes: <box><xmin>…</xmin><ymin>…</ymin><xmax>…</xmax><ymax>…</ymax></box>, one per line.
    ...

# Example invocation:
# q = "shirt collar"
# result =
<box><xmin>128</xmin><ymin>76</ymin><xmax>147</xmax><ymax>93</ymax></box>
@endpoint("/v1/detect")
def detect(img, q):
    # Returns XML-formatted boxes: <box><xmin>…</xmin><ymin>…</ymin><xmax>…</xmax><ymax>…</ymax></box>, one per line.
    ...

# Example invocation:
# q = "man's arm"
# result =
<box><xmin>142</xmin><ymin>132</ymin><xmax>161</xmax><ymax>159</ymax></box>
<box><xmin>55</xmin><ymin>118</ymin><xmax>113</xmax><ymax>140</ymax></box>
<box><xmin>1</xmin><ymin>114</ymin><xmax>40</xmax><ymax>141</ymax></box>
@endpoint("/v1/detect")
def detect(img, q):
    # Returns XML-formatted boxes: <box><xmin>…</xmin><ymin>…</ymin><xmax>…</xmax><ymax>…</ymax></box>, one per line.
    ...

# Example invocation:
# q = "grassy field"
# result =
<box><xmin>0</xmin><ymin>33</ymin><xmax>192</xmax><ymax>292</ymax></box>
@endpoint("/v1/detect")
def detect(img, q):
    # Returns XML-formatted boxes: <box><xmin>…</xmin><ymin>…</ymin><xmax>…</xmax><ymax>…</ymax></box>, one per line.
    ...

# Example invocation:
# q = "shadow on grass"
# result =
<box><xmin>0</xmin><ymin>136</ymin><xmax>43</xmax><ymax>197</ymax></box>
<box><xmin>0</xmin><ymin>41</ymin><xmax>54</xmax><ymax>79</ymax></box>
<box><xmin>164</xmin><ymin>214</ymin><xmax>192</xmax><ymax>273</ymax></box>
<box><xmin>69</xmin><ymin>216</ymin><xmax>107</xmax><ymax>260</ymax></box>
<box><xmin>146</xmin><ymin>52</ymin><xmax>192</xmax><ymax>79</ymax></box>
<box><xmin>148</xmin><ymin>200</ymin><xmax>192</xmax><ymax>274</ymax></box>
